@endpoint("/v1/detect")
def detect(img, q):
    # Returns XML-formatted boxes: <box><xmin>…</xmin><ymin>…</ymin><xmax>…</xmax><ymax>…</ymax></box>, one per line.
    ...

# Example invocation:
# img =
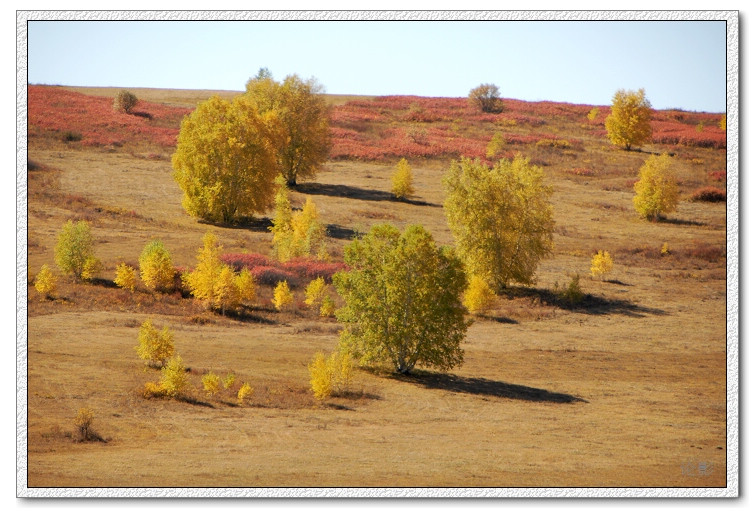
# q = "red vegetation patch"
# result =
<box><xmin>651</xmin><ymin>110</ymin><xmax>726</xmax><ymax>149</ymax></box>
<box><xmin>27</xmin><ymin>85</ymin><xmax>191</xmax><ymax>148</ymax></box>
<box><xmin>708</xmin><ymin>170</ymin><xmax>726</xmax><ymax>182</ymax></box>
<box><xmin>220</xmin><ymin>253</ymin><xmax>346</xmax><ymax>287</ymax></box>
<box><xmin>689</xmin><ymin>186</ymin><xmax>727</xmax><ymax>203</ymax></box>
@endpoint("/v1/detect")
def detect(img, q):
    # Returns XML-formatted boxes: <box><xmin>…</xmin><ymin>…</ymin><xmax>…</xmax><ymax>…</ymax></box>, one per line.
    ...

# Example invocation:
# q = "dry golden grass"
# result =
<box><xmin>25</xmin><ymin>88</ymin><xmax>727</xmax><ymax>489</ymax></box>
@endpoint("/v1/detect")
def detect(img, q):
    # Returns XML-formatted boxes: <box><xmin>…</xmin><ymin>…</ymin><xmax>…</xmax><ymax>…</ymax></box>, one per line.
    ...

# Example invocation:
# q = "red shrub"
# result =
<box><xmin>220</xmin><ymin>253</ymin><xmax>275</xmax><ymax>271</ymax></box>
<box><xmin>690</xmin><ymin>186</ymin><xmax>726</xmax><ymax>202</ymax></box>
<box><xmin>708</xmin><ymin>170</ymin><xmax>726</xmax><ymax>182</ymax></box>
<box><xmin>282</xmin><ymin>258</ymin><xmax>347</xmax><ymax>282</ymax></box>
<box><xmin>250</xmin><ymin>266</ymin><xmax>301</xmax><ymax>288</ymax></box>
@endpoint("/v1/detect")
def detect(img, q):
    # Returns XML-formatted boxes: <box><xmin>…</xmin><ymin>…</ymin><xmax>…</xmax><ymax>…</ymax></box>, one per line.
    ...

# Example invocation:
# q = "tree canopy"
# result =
<box><xmin>443</xmin><ymin>155</ymin><xmax>555</xmax><ymax>291</ymax></box>
<box><xmin>468</xmin><ymin>83</ymin><xmax>503</xmax><ymax>114</ymax></box>
<box><xmin>172</xmin><ymin>95</ymin><xmax>281</xmax><ymax>223</ymax></box>
<box><xmin>245</xmin><ymin>73</ymin><xmax>331</xmax><ymax>186</ymax></box>
<box><xmin>334</xmin><ymin>224</ymin><xmax>469</xmax><ymax>375</ymax></box>
<box><xmin>604</xmin><ymin>88</ymin><xmax>653</xmax><ymax>151</ymax></box>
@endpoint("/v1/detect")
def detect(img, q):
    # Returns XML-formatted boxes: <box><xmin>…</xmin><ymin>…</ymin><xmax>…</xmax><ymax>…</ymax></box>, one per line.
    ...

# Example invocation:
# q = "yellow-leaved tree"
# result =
<box><xmin>54</xmin><ymin>220</ymin><xmax>98</xmax><ymax>282</ymax></box>
<box><xmin>136</xmin><ymin>319</ymin><xmax>175</xmax><ymax>368</ymax></box>
<box><xmin>269</xmin><ymin>176</ymin><xmax>326</xmax><ymax>261</ymax></box>
<box><xmin>172</xmin><ymin>95</ymin><xmax>282</xmax><ymax>224</ymax></box>
<box><xmin>391</xmin><ymin>158</ymin><xmax>415</xmax><ymax>199</ymax></box>
<box><xmin>272</xmin><ymin>280</ymin><xmax>294</xmax><ymax>311</ymax></box>
<box><xmin>34</xmin><ymin>264</ymin><xmax>57</xmax><ymax>299</ymax></box>
<box><xmin>183</xmin><ymin>232</ymin><xmax>256</xmax><ymax>315</ymax></box>
<box><xmin>463</xmin><ymin>275</ymin><xmax>496</xmax><ymax>315</ymax></box>
<box><xmin>245</xmin><ymin>72</ymin><xmax>331</xmax><ymax>187</ymax></box>
<box><xmin>139</xmin><ymin>240</ymin><xmax>175</xmax><ymax>292</ymax></box>
<box><xmin>443</xmin><ymin>155</ymin><xmax>555</xmax><ymax>291</ymax></box>
<box><xmin>633</xmin><ymin>153</ymin><xmax>679</xmax><ymax>221</ymax></box>
<box><xmin>590</xmin><ymin>250</ymin><xmax>614</xmax><ymax>280</ymax></box>
<box><xmin>605</xmin><ymin>88</ymin><xmax>653</xmax><ymax>151</ymax></box>
<box><xmin>114</xmin><ymin>263</ymin><xmax>137</xmax><ymax>292</ymax></box>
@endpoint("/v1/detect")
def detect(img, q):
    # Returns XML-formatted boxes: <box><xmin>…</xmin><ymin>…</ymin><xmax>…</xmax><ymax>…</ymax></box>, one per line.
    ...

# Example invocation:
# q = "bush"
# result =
<box><xmin>304</xmin><ymin>277</ymin><xmax>328</xmax><ymax>312</ymax></box>
<box><xmin>34</xmin><ymin>264</ymin><xmax>57</xmax><ymax>299</ymax></box>
<box><xmin>81</xmin><ymin>256</ymin><xmax>102</xmax><ymax>281</ymax></box>
<box><xmin>556</xmin><ymin>274</ymin><xmax>584</xmax><ymax>305</ymax></box>
<box><xmin>113</xmin><ymin>90</ymin><xmax>138</xmax><ymax>113</ymax></box>
<box><xmin>159</xmin><ymin>354</ymin><xmax>188</xmax><ymax>399</ymax></box>
<box><xmin>590</xmin><ymin>250</ymin><xmax>614</xmax><ymax>280</ymax></box>
<box><xmin>308</xmin><ymin>350</ymin><xmax>353</xmax><ymax>401</ymax></box>
<box><xmin>391</xmin><ymin>158</ymin><xmax>415</xmax><ymax>199</ymax></box>
<box><xmin>237</xmin><ymin>382</ymin><xmax>253</xmax><ymax>405</ymax></box>
<box><xmin>690</xmin><ymin>186</ymin><xmax>726</xmax><ymax>203</ymax></box>
<box><xmin>272</xmin><ymin>280</ymin><xmax>294</xmax><ymax>311</ymax></box>
<box><xmin>486</xmin><ymin>132</ymin><xmax>506</xmax><ymax>159</ymax></box>
<box><xmin>136</xmin><ymin>319</ymin><xmax>175</xmax><ymax>368</ymax></box>
<box><xmin>463</xmin><ymin>275</ymin><xmax>496</xmax><ymax>314</ymax></box>
<box><xmin>587</xmin><ymin>107</ymin><xmax>600</xmax><ymax>121</ymax></box>
<box><xmin>139</xmin><ymin>240</ymin><xmax>175</xmax><ymax>292</ymax></box>
<box><xmin>202</xmin><ymin>372</ymin><xmax>221</xmax><ymax>397</ymax></box>
<box><xmin>320</xmin><ymin>294</ymin><xmax>336</xmax><ymax>318</ymax></box>
<box><xmin>54</xmin><ymin>220</ymin><xmax>98</xmax><ymax>281</ymax></box>
<box><xmin>114</xmin><ymin>263</ymin><xmax>137</xmax><ymax>292</ymax></box>
<box><xmin>74</xmin><ymin>407</ymin><xmax>95</xmax><ymax>442</ymax></box>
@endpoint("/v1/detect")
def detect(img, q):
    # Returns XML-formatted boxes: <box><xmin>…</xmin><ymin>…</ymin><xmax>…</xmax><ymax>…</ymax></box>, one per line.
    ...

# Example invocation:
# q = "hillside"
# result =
<box><xmin>24</xmin><ymin>85</ymin><xmax>728</xmax><ymax>489</ymax></box>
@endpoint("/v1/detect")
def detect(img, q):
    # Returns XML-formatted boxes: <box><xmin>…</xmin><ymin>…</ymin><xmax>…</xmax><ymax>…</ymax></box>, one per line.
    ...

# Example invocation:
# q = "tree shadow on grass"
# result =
<box><xmin>658</xmin><ymin>216</ymin><xmax>706</xmax><ymax>227</ymax></box>
<box><xmin>504</xmin><ymin>286</ymin><xmax>666</xmax><ymax>318</ymax></box>
<box><xmin>198</xmin><ymin>216</ymin><xmax>273</xmax><ymax>233</ymax></box>
<box><xmin>296</xmin><ymin>182</ymin><xmax>440</xmax><ymax>207</ymax></box>
<box><xmin>394</xmin><ymin>371</ymin><xmax>587</xmax><ymax>403</ymax></box>
<box><xmin>326</xmin><ymin>223</ymin><xmax>361</xmax><ymax>240</ymax></box>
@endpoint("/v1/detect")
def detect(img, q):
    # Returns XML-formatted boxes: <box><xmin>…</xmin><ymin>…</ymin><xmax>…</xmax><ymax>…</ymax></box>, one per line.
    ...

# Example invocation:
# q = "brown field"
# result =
<box><xmin>24</xmin><ymin>86</ymin><xmax>728</xmax><ymax>489</ymax></box>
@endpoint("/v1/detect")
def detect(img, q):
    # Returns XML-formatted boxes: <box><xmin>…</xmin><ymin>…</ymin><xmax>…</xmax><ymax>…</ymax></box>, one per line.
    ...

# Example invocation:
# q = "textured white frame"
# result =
<box><xmin>16</xmin><ymin>10</ymin><xmax>739</xmax><ymax>498</ymax></box>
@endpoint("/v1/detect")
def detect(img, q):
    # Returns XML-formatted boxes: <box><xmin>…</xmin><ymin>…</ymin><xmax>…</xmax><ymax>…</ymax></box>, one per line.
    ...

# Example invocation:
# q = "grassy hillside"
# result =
<box><xmin>24</xmin><ymin>85</ymin><xmax>727</xmax><ymax>488</ymax></box>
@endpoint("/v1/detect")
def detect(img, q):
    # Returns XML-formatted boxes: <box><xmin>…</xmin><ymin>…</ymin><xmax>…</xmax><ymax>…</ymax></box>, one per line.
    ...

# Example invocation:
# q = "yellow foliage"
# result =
<box><xmin>320</xmin><ymin>294</ymin><xmax>336</xmax><ymax>318</ymax></box>
<box><xmin>54</xmin><ymin>220</ymin><xmax>97</xmax><ymax>281</ymax></box>
<box><xmin>202</xmin><ymin>372</ymin><xmax>221</xmax><ymax>396</ymax></box>
<box><xmin>81</xmin><ymin>256</ymin><xmax>102</xmax><ymax>281</ymax></box>
<box><xmin>139</xmin><ymin>240</ymin><xmax>174</xmax><ymax>292</ymax></box>
<box><xmin>237</xmin><ymin>382</ymin><xmax>253</xmax><ymax>405</ymax></box>
<box><xmin>463</xmin><ymin>275</ymin><xmax>496</xmax><ymax>314</ymax></box>
<box><xmin>304</xmin><ymin>277</ymin><xmax>327</xmax><ymax>310</ymax></box>
<box><xmin>172</xmin><ymin>94</ymin><xmax>280</xmax><ymax>223</ymax></box>
<box><xmin>587</xmin><ymin>107</ymin><xmax>600</xmax><ymax>121</ymax></box>
<box><xmin>633</xmin><ymin>153</ymin><xmax>679</xmax><ymax>220</ymax></box>
<box><xmin>223</xmin><ymin>373</ymin><xmax>236</xmax><ymax>390</ymax></box>
<box><xmin>661</xmin><ymin>242</ymin><xmax>671</xmax><ymax>256</ymax></box>
<box><xmin>34</xmin><ymin>264</ymin><xmax>57</xmax><ymax>298</ymax></box>
<box><xmin>443</xmin><ymin>155</ymin><xmax>554</xmax><ymax>290</ymax></box>
<box><xmin>184</xmin><ymin>232</ymin><xmax>255</xmax><ymax>314</ymax></box>
<box><xmin>245</xmin><ymin>73</ymin><xmax>331</xmax><ymax>186</ymax></box>
<box><xmin>605</xmin><ymin>88</ymin><xmax>652</xmax><ymax>150</ymax></box>
<box><xmin>136</xmin><ymin>319</ymin><xmax>175</xmax><ymax>367</ymax></box>
<box><xmin>143</xmin><ymin>381</ymin><xmax>166</xmax><ymax>398</ymax></box>
<box><xmin>159</xmin><ymin>354</ymin><xmax>188</xmax><ymax>399</ymax></box>
<box><xmin>272</xmin><ymin>280</ymin><xmax>294</xmax><ymax>311</ymax></box>
<box><xmin>308</xmin><ymin>349</ymin><xmax>353</xmax><ymax>401</ymax></box>
<box><xmin>486</xmin><ymin>132</ymin><xmax>506</xmax><ymax>159</ymax></box>
<box><xmin>114</xmin><ymin>263</ymin><xmax>136</xmax><ymax>292</ymax></box>
<box><xmin>590</xmin><ymin>250</ymin><xmax>614</xmax><ymax>279</ymax></box>
<box><xmin>720</xmin><ymin>115</ymin><xmax>726</xmax><ymax>131</ymax></box>
<box><xmin>391</xmin><ymin>158</ymin><xmax>415</xmax><ymax>199</ymax></box>
<box><xmin>270</xmin><ymin>178</ymin><xmax>325</xmax><ymax>262</ymax></box>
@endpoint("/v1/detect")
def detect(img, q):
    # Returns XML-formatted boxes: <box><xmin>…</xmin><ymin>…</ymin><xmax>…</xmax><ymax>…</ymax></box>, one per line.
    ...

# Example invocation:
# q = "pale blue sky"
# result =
<box><xmin>27</xmin><ymin>18</ymin><xmax>727</xmax><ymax>113</ymax></box>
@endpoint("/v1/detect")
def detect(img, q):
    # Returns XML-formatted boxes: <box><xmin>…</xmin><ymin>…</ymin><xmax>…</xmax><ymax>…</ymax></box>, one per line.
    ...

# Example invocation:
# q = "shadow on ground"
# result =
<box><xmin>394</xmin><ymin>371</ymin><xmax>587</xmax><ymax>403</ymax></box>
<box><xmin>296</xmin><ymin>182</ymin><xmax>441</xmax><ymax>207</ymax></box>
<box><xmin>504</xmin><ymin>286</ymin><xmax>667</xmax><ymax>318</ymax></box>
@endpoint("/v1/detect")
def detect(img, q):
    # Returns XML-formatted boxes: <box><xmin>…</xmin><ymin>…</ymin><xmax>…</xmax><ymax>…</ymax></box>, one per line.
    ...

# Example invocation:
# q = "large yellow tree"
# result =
<box><xmin>605</xmin><ymin>88</ymin><xmax>653</xmax><ymax>151</ymax></box>
<box><xmin>172</xmin><ymin>95</ymin><xmax>281</xmax><ymax>224</ymax></box>
<box><xmin>443</xmin><ymin>155</ymin><xmax>555</xmax><ymax>291</ymax></box>
<box><xmin>245</xmin><ymin>72</ymin><xmax>331</xmax><ymax>187</ymax></box>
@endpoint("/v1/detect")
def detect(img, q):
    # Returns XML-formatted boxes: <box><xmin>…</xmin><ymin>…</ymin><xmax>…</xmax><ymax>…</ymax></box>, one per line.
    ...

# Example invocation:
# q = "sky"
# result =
<box><xmin>25</xmin><ymin>15</ymin><xmax>728</xmax><ymax>113</ymax></box>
